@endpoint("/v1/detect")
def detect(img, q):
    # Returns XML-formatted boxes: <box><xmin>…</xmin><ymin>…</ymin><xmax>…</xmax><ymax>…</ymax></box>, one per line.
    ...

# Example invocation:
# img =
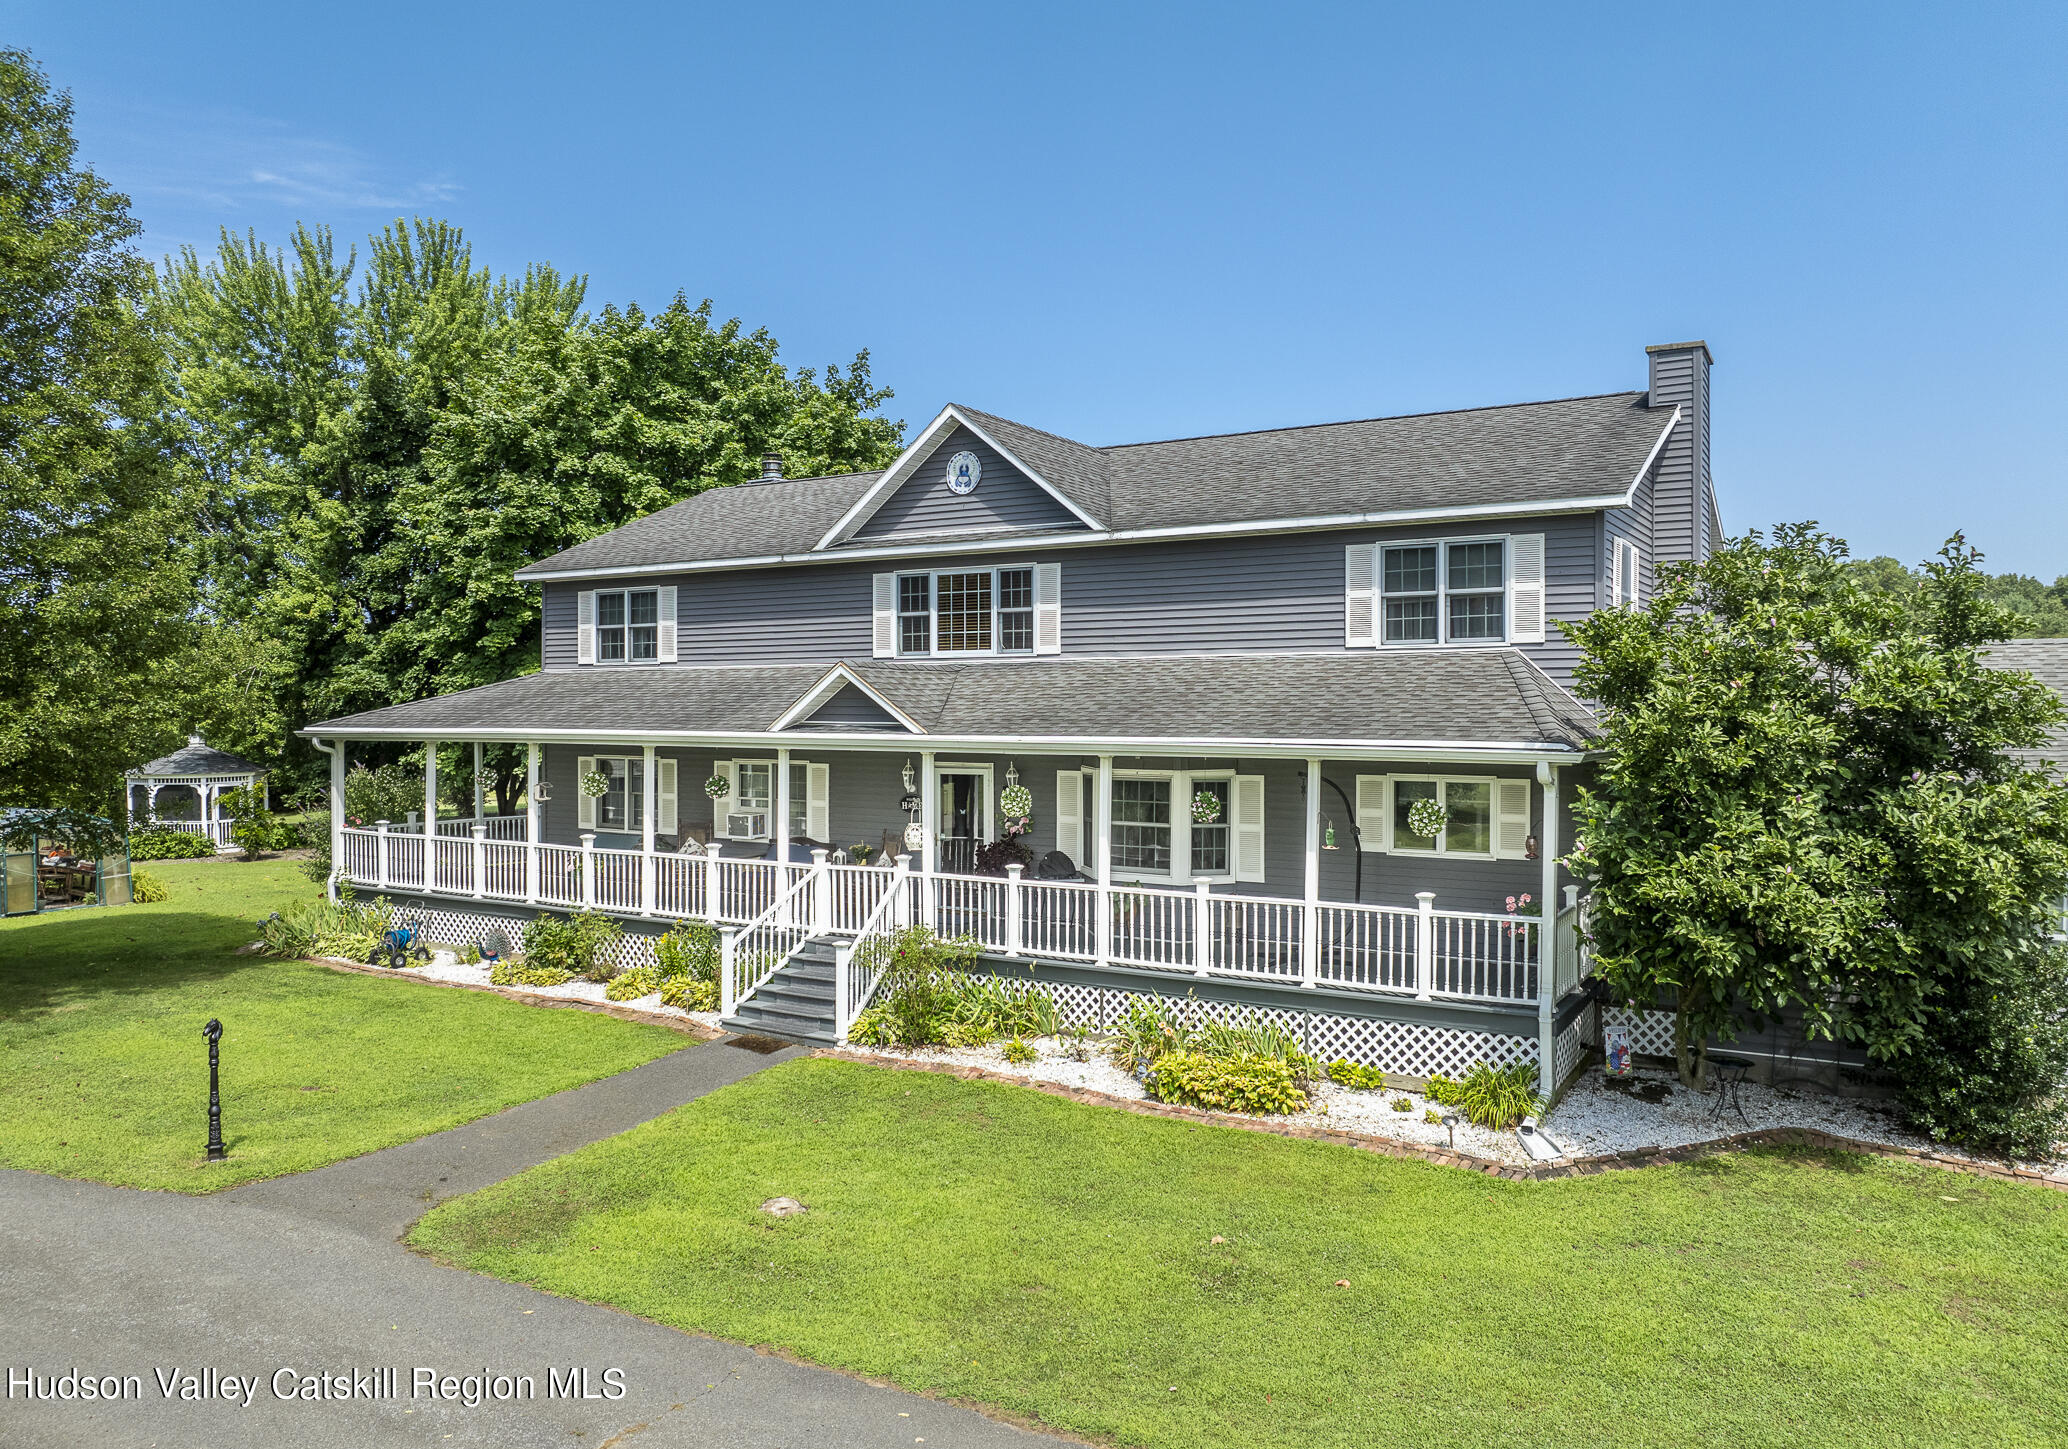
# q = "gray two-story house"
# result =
<box><xmin>304</xmin><ymin>339</ymin><xmax>1721</xmax><ymax>1094</ymax></box>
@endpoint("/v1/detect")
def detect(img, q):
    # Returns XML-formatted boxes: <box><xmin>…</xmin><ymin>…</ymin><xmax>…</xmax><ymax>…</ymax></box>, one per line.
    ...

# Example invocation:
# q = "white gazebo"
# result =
<box><xmin>126</xmin><ymin>737</ymin><xmax>268</xmax><ymax>852</ymax></box>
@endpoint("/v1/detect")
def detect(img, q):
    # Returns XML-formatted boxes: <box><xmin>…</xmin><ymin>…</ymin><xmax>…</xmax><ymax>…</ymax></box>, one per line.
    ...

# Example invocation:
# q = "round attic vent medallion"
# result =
<box><xmin>945</xmin><ymin>450</ymin><xmax>981</xmax><ymax>495</ymax></box>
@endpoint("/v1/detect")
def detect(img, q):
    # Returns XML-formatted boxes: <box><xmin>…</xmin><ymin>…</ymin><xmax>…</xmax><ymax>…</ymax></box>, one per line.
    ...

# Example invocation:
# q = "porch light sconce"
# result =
<box><xmin>901</xmin><ymin>756</ymin><xmax>915</xmax><ymax>793</ymax></box>
<box><xmin>1005</xmin><ymin>760</ymin><xmax>1020</xmax><ymax>790</ymax></box>
<box><xmin>1524</xmin><ymin>834</ymin><xmax>1539</xmax><ymax>861</ymax></box>
<box><xmin>1321</xmin><ymin>815</ymin><xmax>1340</xmax><ymax>851</ymax></box>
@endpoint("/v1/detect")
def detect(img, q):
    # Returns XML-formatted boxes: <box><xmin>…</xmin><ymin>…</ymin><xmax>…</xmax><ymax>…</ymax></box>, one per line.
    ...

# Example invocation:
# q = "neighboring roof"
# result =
<box><xmin>516</xmin><ymin>391</ymin><xmax>1673</xmax><ymax>578</ymax></box>
<box><xmin>302</xmin><ymin>650</ymin><xmax>1599</xmax><ymax>754</ymax></box>
<box><xmin>1983</xmin><ymin>638</ymin><xmax>2068</xmax><ymax>766</ymax></box>
<box><xmin>130</xmin><ymin>741</ymin><xmax>268</xmax><ymax>777</ymax></box>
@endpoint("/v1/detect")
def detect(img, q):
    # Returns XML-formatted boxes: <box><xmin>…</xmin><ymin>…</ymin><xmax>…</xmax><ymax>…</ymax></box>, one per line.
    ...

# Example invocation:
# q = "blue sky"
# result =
<box><xmin>14</xmin><ymin>1</ymin><xmax>2064</xmax><ymax>574</ymax></box>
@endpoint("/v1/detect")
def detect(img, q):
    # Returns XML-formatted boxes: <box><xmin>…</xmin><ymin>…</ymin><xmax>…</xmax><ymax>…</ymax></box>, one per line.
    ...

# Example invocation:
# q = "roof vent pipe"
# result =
<box><xmin>760</xmin><ymin>454</ymin><xmax>784</xmax><ymax>482</ymax></box>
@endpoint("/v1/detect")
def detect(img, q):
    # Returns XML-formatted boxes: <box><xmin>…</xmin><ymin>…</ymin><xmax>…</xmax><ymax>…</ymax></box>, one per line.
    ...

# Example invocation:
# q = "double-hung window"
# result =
<box><xmin>596</xmin><ymin>588</ymin><xmax>660</xmax><ymax>662</ymax></box>
<box><xmin>895</xmin><ymin>566</ymin><xmax>1037</xmax><ymax>656</ymax></box>
<box><xmin>1380</xmin><ymin>538</ymin><xmax>1506</xmax><ymax>644</ymax></box>
<box><xmin>721</xmin><ymin>760</ymin><xmax>815</xmax><ymax>841</ymax></box>
<box><xmin>594</xmin><ymin>756</ymin><xmax>646</xmax><ymax>831</ymax></box>
<box><xmin>1111</xmin><ymin>778</ymin><xmax>1173</xmax><ymax>874</ymax></box>
<box><xmin>1106</xmin><ymin>771</ymin><xmax>1239</xmax><ymax>882</ymax></box>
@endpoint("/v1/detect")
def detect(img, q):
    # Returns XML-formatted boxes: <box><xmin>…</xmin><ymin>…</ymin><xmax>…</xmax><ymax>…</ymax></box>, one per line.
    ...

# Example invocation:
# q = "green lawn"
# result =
<box><xmin>412</xmin><ymin>1057</ymin><xmax>2068</xmax><ymax>1449</ymax></box>
<box><xmin>0</xmin><ymin>857</ymin><xmax>687</xmax><ymax>1191</ymax></box>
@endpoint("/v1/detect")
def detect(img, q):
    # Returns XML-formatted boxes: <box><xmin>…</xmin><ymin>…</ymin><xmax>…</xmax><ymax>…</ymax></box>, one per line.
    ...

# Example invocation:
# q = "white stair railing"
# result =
<box><xmin>833</xmin><ymin>854</ymin><xmax>911</xmax><ymax>1041</ymax></box>
<box><xmin>720</xmin><ymin>854</ymin><xmax>827</xmax><ymax>1017</ymax></box>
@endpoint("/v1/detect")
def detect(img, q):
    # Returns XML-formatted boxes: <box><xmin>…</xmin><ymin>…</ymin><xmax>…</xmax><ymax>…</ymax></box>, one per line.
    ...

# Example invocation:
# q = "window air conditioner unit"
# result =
<box><xmin>726</xmin><ymin>810</ymin><xmax>768</xmax><ymax>840</ymax></box>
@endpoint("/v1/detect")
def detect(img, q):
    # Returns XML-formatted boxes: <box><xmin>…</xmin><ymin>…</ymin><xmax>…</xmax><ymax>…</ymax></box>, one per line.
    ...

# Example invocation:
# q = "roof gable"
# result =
<box><xmin>851</xmin><ymin>421</ymin><xmax>1085</xmax><ymax>542</ymax></box>
<box><xmin>817</xmin><ymin>405</ymin><xmax>1104</xmax><ymax>548</ymax></box>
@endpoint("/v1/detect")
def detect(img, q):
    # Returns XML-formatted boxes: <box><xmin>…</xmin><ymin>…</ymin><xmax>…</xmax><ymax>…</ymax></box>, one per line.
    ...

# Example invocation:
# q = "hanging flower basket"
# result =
<box><xmin>1407</xmin><ymin>796</ymin><xmax>1448</xmax><ymax>840</ymax></box>
<box><xmin>579</xmin><ymin>770</ymin><xmax>611</xmax><ymax>799</ymax></box>
<box><xmin>999</xmin><ymin>783</ymin><xmax>1034</xmax><ymax>819</ymax></box>
<box><xmin>1191</xmin><ymin>789</ymin><xmax>1224</xmax><ymax>825</ymax></box>
<box><xmin>704</xmin><ymin>775</ymin><xmax>731</xmax><ymax>800</ymax></box>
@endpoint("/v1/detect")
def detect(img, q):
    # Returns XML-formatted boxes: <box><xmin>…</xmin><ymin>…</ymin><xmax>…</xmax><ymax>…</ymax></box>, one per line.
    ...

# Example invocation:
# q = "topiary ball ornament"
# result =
<box><xmin>580</xmin><ymin>770</ymin><xmax>611</xmax><ymax>799</ymax></box>
<box><xmin>1406</xmin><ymin>796</ymin><xmax>1448</xmax><ymax>840</ymax></box>
<box><xmin>703</xmin><ymin>774</ymin><xmax>731</xmax><ymax>800</ymax></box>
<box><xmin>999</xmin><ymin>783</ymin><xmax>1034</xmax><ymax>819</ymax></box>
<box><xmin>1191</xmin><ymin>789</ymin><xmax>1224</xmax><ymax>825</ymax></box>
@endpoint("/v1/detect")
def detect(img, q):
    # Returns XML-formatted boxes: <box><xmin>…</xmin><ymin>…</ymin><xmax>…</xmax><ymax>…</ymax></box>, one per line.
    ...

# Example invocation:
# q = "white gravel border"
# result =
<box><xmin>310</xmin><ymin>951</ymin><xmax>2068</xmax><ymax>1181</ymax></box>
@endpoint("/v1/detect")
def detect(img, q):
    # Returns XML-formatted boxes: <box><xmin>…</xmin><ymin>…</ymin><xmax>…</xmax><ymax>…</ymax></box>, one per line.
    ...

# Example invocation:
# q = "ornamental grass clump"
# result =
<box><xmin>258</xmin><ymin>891</ymin><xmax>393</xmax><ymax>961</ymax></box>
<box><xmin>1424</xmin><ymin>1060</ymin><xmax>1542</xmax><ymax>1129</ymax></box>
<box><xmin>845</xmin><ymin>926</ymin><xmax>1055</xmax><ymax>1048</ymax></box>
<box><xmin>502</xmin><ymin>910</ymin><xmax>623</xmax><ymax>987</ymax></box>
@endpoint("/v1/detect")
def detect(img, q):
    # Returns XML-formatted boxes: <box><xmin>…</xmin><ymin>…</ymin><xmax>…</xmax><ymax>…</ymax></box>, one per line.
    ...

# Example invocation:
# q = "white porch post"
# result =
<box><xmin>376</xmin><ymin>821</ymin><xmax>392</xmax><ymax>890</ymax></box>
<box><xmin>580</xmin><ymin>832</ymin><xmax>596</xmax><ymax>908</ymax></box>
<box><xmin>147</xmin><ymin>783</ymin><xmax>160</xmax><ymax>822</ymax></box>
<box><xmin>893</xmin><ymin>852</ymin><xmax>913</xmax><ymax>927</ymax></box>
<box><xmin>811</xmin><ymin>847</ymin><xmax>831</xmax><ymax>934</ymax></box>
<box><xmin>775</xmin><ymin>746</ymin><xmax>792</xmax><ymax>865</ymax></box>
<box><xmin>919</xmin><ymin>749</ymin><xmax>938</xmax><ymax>932</ymax></box>
<box><xmin>328</xmin><ymin>739</ymin><xmax>345</xmax><ymax>898</ymax></box>
<box><xmin>1193</xmin><ymin>880</ymin><xmax>1212</xmax><ymax>977</ymax></box>
<box><xmin>472</xmin><ymin>741</ymin><xmax>485</xmax><ymax>823</ymax></box>
<box><xmin>1005</xmin><ymin>863</ymin><xmax>1024</xmax><ymax>955</ymax></box>
<box><xmin>525</xmin><ymin>743</ymin><xmax>541</xmax><ymax>904</ymax></box>
<box><xmin>1094</xmin><ymin>754</ymin><xmax>1113</xmax><ymax>967</ymax></box>
<box><xmin>1300</xmin><ymin>758</ymin><xmax>1321</xmax><ymax>988</ymax></box>
<box><xmin>423</xmin><ymin>741</ymin><xmax>439</xmax><ymax>837</ymax></box>
<box><xmin>470</xmin><ymin>822</ymin><xmax>487</xmax><ymax>899</ymax></box>
<box><xmin>1537</xmin><ymin>761</ymin><xmax>1561</xmax><ymax>1095</ymax></box>
<box><xmin>1414</xmin><ymin>890</ymin><xmax>1435</xmax><ymax>999</ymax></box>
<box><xmin>640</xmin><ymin>743</ymin><xmax>658</xmax><ymax>915</ymax></box>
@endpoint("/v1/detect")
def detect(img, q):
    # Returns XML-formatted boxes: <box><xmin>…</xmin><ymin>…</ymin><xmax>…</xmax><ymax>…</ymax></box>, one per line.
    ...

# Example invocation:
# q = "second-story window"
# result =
<box><xmin>895</xmin><ymin>567</ymin><xmax>1039</xmax><ymax>657</ymax></box>
<box><xmin>596</xmin><ymin>588</ymin><xmax>660</xmax><ymax>662</ymax></box>
<box><xmin>1380</xmin><ymin>538</ymin><xmax>1505</xmax><ymax>645</ymax></box>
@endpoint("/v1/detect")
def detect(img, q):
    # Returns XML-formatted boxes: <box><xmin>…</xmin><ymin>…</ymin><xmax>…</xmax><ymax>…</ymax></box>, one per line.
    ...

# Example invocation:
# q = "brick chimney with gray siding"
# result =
<box><xmin>1644</xmin><ymin>341</ymin><xmax>1714</xmax><ymax>567</ymax></box>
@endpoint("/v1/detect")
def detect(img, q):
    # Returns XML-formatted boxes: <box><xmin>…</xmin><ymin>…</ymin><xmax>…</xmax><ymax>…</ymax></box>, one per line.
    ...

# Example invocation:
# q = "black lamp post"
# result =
<box><xmin>202</xmin><ymin>1018</ymin><xmax>226</xmax><ymax>1162</ymax></box>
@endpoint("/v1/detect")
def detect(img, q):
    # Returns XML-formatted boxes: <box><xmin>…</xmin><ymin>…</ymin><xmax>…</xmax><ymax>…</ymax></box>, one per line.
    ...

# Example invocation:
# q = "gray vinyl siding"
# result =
<box><xmin>1645</xmin><ymin>347</ymin><xmax>1708</xmax><ymax>569</ymax></box>
<box><xmin>852</xmin><ymin>423</ymin><xmax>1084</xmax><ymax>540</ymax></box>
<box><xmin>796</xmin><ymin>682</ymin><xmax>903</xmax><ymax>730</ymax></box>
<box><xmin>530</xmin><ymin>747</ymin><xmax>1565</xmax><ymax>909</ymax></box>
<box><xmin>541</xmin><ymin>511</ymin><xmax>1606</xmax><ymax>688</ymax></box>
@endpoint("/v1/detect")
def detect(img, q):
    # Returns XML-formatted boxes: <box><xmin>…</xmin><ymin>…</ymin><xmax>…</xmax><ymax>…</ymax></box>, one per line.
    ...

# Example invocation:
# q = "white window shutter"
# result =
<box><xmin>713</xmin><ymin>759</ymin><xmax>739</xmax><ymax>838</ymax></box>
<box><xmin>1055</xmin><ymin>770</ymin><xmax>1083</xmax><ymax>866</ymax></box>
<box><xmin>1355</xmin><ymin>774</ymin><xmax>1389</xmax><ymax>852</ymax></box>
<box><xmin>806</xmin><ymin>762</ymin><xmax>830</xmax><ymax>842</ymax></box>
<box><xmin>577</xmin><ymin>591</ymin><xmax>597</xmax><ymax>665</ymax></box>
<box><xmin>1233</xmin><ymin>774</ymin><xmax>1266</xmax><ymax>883</ymax></box>
<box><xmin>1494</xmin><ymin>778</ymin><xmax>1532</xmax><ymax>859</ymax></box>
<box><xmin>657</xmin><ymin>759</ymin><xmax>678</xmax><ymax>834</ymax></box>
<box><xmin>1034</xmin><ymin>562</ymin><xmax>1062</xmax><ymax>655</ymax></box>
<box><xmin>577</xmin><ymin>756</ymin><xmax>597</xmax><ymax>830</ymax></box>
<box><xmin>1344</xmin><ymin>543</ymin><xmax>1376</xmax><ymax>647</ymax></box>
<box><xmin>657</xmin><ymin>585</ymin><xmax>678</xmax><ymax>662</ymax></box>
<box><xmin>872</xmin><ymin>574</ymin><xmax>897</xmax><ymax>658</ymax></box>
<box><xmin>1629</xmin><ymin>544</ymin><xmax>1644</xmax><ymax>604</ymax></box>
<box><xmin>1509</xmin><ymin>534</ymin><xmax>1546</xmax><ymax>643</ymax></box>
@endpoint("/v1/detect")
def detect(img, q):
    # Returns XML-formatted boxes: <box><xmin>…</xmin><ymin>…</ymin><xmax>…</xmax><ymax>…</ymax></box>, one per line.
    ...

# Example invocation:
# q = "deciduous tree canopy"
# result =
<box><xmin>1568</xmin><ymin>526</ymin><xmax>2068</xmax><ymax>1154</ymax></box>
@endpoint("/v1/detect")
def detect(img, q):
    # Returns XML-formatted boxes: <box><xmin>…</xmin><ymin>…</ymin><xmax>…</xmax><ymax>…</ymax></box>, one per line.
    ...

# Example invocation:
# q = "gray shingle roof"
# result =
<box><xmin>130</xmin><ymin>740</ymin><xmax>268</xmax><ymax>777</ymax></box>
<box><xmin>1983</xmin><ymin>638</ymin><xmax>2068</xmax><ymax>766</ymax></box>
<box><xmin>518</xmin><ymin>391</ymin><xmax>1671</xmax><ymax>577</ymax></box>
<box><xmin>303</xmin><ymin>651</ymin><xmax>1598</xmax><ymax>752</ymax></box>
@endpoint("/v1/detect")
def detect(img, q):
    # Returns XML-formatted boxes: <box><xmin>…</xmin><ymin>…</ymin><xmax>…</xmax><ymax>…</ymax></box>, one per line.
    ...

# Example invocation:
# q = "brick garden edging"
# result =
<box><xmin>812</xmin><ymin>1047</ymin><xmax>2068</xmax><ymax>1192</ymax></box>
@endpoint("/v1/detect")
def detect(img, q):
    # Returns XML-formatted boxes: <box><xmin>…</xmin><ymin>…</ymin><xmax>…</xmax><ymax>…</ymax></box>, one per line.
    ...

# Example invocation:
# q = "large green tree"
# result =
<box><xmin>0</xmin><ymin>50</ymin><xmax>198</xmax><ymax>812</ymax></box>
<box><xmin>1567</xmin><ymin>527</ymin><xmax>2068</xmax><ymax>1155</ymax></box>
<box><xmin>155</xmin><ymin>225</ymin><xmax>903</xmax><ymax>790</ymax></box>
<box><xmin>1848</xmin><ymin>554</ymin><xmax>2068</xmax><ymax>636</ymax></box>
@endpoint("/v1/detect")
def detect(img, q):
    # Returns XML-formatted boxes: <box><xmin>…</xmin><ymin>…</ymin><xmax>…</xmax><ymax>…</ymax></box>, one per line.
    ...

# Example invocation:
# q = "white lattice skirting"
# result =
<box><xmin>384</xmin><ymin>899</ymin><xmax>1543</xmax><ymax>1082</ymax></box>
<box><xmin>1603</xmin><ymin>1006</ymin><xmax>1678</xmax><ymax>1058</ymax></box>
<box><xmin>1552</xmin><ymin>1003</ymin><xmax>1596</xmax><ymax>1089</ymax></box>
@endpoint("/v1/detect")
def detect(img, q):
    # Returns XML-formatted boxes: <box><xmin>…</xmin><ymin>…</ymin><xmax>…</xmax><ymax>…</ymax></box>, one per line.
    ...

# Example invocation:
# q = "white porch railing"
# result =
<box><xmin>143</xmin><ymin>818</ymin><xmax>238</xmax><ymax>850</ymax></box>
<box><xmin>332</xmin><ymin>826</ymin><xmax>1559</xmax><ymax>1007</ymax></box>
<box><xmin>431</xmin><ymin>815</ymin><xmax>529</xmax><ymax>840</ymax></box>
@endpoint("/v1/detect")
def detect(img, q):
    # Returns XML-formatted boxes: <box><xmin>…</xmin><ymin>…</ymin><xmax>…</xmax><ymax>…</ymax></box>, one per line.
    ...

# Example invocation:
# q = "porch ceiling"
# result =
<box><xmin>301</xmin><ymin>650</ymin><xmax>1598</xmax><ymax>757</ymax></box>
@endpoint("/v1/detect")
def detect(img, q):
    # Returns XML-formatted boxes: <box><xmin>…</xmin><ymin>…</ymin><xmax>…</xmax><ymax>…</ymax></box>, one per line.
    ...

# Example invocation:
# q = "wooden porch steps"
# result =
<box><xmin>719</xmin><ymin>937</ymin><xmax>842</xmax><ymax>1047</ymax></box>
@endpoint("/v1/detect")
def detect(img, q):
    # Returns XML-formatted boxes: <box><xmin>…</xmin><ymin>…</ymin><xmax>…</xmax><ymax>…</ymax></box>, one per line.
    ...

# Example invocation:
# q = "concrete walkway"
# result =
<box><xmin>0</xmin><ymin>1038</ymin><xmax>1068</xmax><ymax>1449</ymax></box>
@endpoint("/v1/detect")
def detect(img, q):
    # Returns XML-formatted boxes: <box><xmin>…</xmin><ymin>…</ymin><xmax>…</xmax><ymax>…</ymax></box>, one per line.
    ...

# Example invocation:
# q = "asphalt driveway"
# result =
<box><xmin>0</xmin><ymin>1037</ymin><xmax>1067</xmax><ymax>1448</ymax></box>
